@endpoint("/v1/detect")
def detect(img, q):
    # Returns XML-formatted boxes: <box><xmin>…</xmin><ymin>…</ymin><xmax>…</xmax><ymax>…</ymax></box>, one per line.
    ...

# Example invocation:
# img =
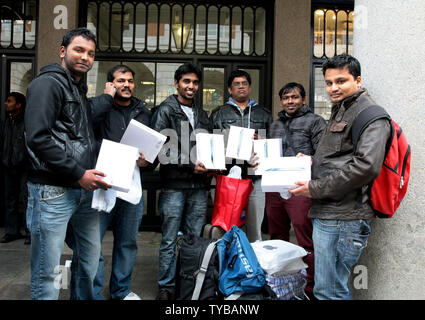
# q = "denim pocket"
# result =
<box><xmin>342</xmin><ymin>220</ymin><xmax>371</xmax><ymax>267</ymax></box>
<box><xmin>41</xmin><ymin>185</ymin><xmax>68</xmax><ymax>202</ymax></box>
<box><xmin>316</xmin><ymin>219</ymin><xmax>339</xmax><ymax>228</ymax></box>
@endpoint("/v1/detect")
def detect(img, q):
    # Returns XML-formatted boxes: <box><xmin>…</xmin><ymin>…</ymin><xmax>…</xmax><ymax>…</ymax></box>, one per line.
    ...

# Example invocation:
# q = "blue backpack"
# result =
<box><xmin>217</xmin><ymin>226</ymin><xmax>266</xmax><ymax>297</ymax></box>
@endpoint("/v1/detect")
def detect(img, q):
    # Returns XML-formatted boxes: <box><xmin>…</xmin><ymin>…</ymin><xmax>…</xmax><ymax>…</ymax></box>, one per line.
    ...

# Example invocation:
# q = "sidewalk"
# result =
<box><xmin>0</xmin><ymin>227</ymin><xmax>277</xmax><ymax>300</ymax></box>
<box><xmin>0</xmin><ymin>228</ymin><xmax>162</xmax><ymax>300</ymax></box>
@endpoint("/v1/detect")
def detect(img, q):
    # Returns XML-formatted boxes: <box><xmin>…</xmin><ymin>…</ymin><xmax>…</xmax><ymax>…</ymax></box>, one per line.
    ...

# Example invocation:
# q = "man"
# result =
<box><xmin>1</xmin><ymin>92</ymin><xmax>30</xmax><ymax>244</ymax></box>
<box><xmin>265</xmin><ymin>82</ymin><xmax>325</xmax><ymax>298</ymax></box>
<box><xmin>25</xmin><ymin>28</ymin><xmax>111</xmax><ymax>300</ymax></box>
<box><xmin>210</xmin><ymin>70</ymin><xmax>272</xmax><ymax>242</ymax></box>
<box><xmin>289</xmin><ymin>54</ymin><xmax>391</xmax><ymax>300</ymax></box>
<box><xmin>90</xmin><ymin>65</ymin><xmax>152</xmax><ymax>300</ymax></box>
<box><xmin>151</xmin><ymin>63</ymin><xmax>210</xmax><ymax>300</ymax></box>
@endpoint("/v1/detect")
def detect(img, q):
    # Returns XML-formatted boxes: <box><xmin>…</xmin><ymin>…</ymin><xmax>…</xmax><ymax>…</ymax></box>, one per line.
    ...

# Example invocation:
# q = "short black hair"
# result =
<box><xmin>8</xmin><ymin>92</ymin><xmax>26</xmax><ymax>109</ymax></box>
<box><xmin>61</xmin><ymin>27</ymin><xmax>97</xmax><ymax>49</ymax></box>
<box><xmin>174</xmin><ymin>63</ymin><xmax>202</xmax><ymax>82</ymax></box>
<box><xmin>279</xmin><ymin>82</ymin><xmax>306</xmax><ymax>99</ymax></box>
<box><xmin>322</xmin><ymin>53</ymin><xmax>361</xmax><ymax>79</ymax></box>
<box><xmin>227</xmin><ymin>69</ymin><xmax>251</xmax><ymax>88</ymax></box>
<box><xmin>107</xmin><ymin>65</ymin><xmax>135</xmax><ymax>82</ymax></box>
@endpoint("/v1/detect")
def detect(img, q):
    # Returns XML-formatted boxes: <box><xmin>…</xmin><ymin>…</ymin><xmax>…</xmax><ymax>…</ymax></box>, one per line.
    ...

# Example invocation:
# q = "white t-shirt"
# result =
<box><xmin>181</xmin><ymin>104</ymin><xmax>195</xmax><ymax>129</ymax></box>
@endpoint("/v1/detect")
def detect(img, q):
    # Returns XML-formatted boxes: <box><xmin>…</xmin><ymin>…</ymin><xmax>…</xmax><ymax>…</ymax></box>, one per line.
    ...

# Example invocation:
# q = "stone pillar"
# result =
<box><xmin>352</xmin><ymin>0</ymin><xmax>425</xmax><ymax>299</ymax></box>
<box><xmin>273</xmin><ymin>0</ymin><xmax>311</xmax><ymax>119</ymax></box>
<box><xmin>37</xmin><ymin>0</ymin><xmax>79</xmax><ymax>72</ymax></box>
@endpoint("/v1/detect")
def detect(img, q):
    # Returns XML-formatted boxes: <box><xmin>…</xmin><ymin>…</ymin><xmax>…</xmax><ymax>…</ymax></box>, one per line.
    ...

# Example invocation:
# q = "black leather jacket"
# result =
<box><xmin>2</xmin><ymin>111</ymin><xmax>26</xmax><ymax>168</ymax></box>
<box><xmin>151</xmin><ymin>95</ymin><xmax>211</xmax><ymax>189</ymax></box>
<box><xmin>25</xmin><ymin>63</ymin><xmax>97</xmax><ymax>188</ymax></box>
<box><xmin>308</xmin><ymin>89</ymin><xmax>391</xmax><ymax>220</ymax></box>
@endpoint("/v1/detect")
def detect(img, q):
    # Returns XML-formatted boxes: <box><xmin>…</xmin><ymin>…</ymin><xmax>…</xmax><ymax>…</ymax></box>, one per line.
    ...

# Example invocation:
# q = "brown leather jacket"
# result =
<box><xmin>308</xmin><ymin>88</ymin><xmax>391</xmax><ymax>220</ymax></box>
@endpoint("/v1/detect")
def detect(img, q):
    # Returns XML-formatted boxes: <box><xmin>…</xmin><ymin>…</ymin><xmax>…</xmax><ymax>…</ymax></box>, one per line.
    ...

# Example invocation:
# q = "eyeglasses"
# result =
<box><xmin>232</xmin><ymin>81</ymin><xmax>249</xmax><ymax>88</ymax></box>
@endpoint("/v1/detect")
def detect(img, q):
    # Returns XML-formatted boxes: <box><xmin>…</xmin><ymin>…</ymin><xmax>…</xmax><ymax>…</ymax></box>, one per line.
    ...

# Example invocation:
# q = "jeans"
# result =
<box><xmin>27</xmin><ymin>182</ymin><xmax>101</xmax><ymax>300</ymax></box>
<box><xmin>157</xmin><ymin>188</ymin><xmax>207</xmax><ymax>290</ymax></box>
<box><xmin>312</xmin><ymin>218</ymin><xmax>371</xmax><ymax>300</ymax></box>
<box><xmin>93</xmin><ymin>197</ymin><xmax>143</xmax><ymax>300</ymax></box>
<box><xmin>266</xmin><ymin>193</ymin><xmax>314</xmax><ymax>295</ymax></box>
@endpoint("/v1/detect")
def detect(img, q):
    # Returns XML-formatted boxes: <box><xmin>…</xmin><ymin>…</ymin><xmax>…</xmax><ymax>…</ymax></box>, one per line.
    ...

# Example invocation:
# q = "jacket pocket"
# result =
<box><xmin>325</xmin><ymin>121</ymin><xmax>348</xmax><ymax>153</ymax></box>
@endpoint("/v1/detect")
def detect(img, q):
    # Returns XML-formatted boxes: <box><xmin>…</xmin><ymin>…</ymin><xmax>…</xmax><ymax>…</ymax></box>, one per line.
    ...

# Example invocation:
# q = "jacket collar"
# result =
<box><xmin>226</xmin><ymin>97</ymin><xmax>258</xmax><ymax>113</ymax></box>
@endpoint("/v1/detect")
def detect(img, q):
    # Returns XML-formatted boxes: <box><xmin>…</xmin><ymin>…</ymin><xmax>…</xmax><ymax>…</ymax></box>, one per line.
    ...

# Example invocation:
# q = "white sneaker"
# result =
<box><xmin>123</xmin><ymin>292</ymin><xmax>141</xmax><ymax>300</ymax></box>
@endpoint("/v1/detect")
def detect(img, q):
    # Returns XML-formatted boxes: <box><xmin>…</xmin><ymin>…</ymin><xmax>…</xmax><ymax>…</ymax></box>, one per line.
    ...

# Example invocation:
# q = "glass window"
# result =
<box><xmin>10</xmin><ymin>62</ymin><xmax>33</xmax><ymax>94</ymax></box>
<box><xmin>159</xmin><ymin>4</ymin><xmax>171</xmax><ymax>53</ymax></box>
<box><xmin>98</xmin><ymin>3</ymin><xmax>110</xmax><ymax>51</ymax></box>
<box><xmin>255</xmin><ymin>8</ymin><xmax>266</xmax><ymax>56</ymax></box>
<box><xmin>314</xmin><ymin>10</ymin><xmax>325</xmax><ymax>58</ymax></box>
<box><xmin>111</xmin><ymin>3</ymin><xmax>122</xmax><ymax>52</ymax></box>
<box><xmin>313</xmin><ymin>8</ymin><xmax>354</xmax><ymax>59</ymax></box>
<box><xmin>1</xmin><ymin>20</ymin><xmax>12</xmax><ymax>48</ymax></box>
<box><xmin>313</xmin><ymin>66</ymin><xmax>332</xmax><ymax>120</ymax></box>
<box><xmin>183</xmin><ymin>5</ymin><xmax>195</xmax><ymax>54</ymax></box>
<box><xmin>87</xmin><ymin>61</ymin><xmax>180</xmax><ymax>110</ymax></box>
<box><xmin>325</xmin><ymin>10</ymin><xmax>336</xmax><ymax>58</ymax></box>
<box><xmin>202</xmin><ymin>67</ymin><xmax>225</xmax><ymax>114</ymax></box>
<box><xmin>243</xmin><ymin>8</ymin><xmax>254</xmax><ymax>56</ymax></box>
<box><xmin>195</xmin><ymin>5</ymin><xmax>206</xmax><ymax>54</ymax></box>
<box><xmin>156</xmin><ymin>63</ymin><xmax>182</xmax><ymax>105</ymax></box>
<box><xmin>207</xmin><ymin>6</ymin><xmax>218</xmax><ymax>54</ymax></box>
<box><xmin>219</xmin><ymin>7</ymin><xmax>230</xmax><ymax>54</ymax></box>
<box><xmin>135</xmin><ymin>3</ymin><xmax>146</xmax><ymax>52</ymax></box>
<box><xmin>147</xmin><ymin>4</ymin><xmax>158</xmax><ymax>52</ymax></box>
<box><xmin>122</xmin><ymin>3</ymin><xmax>135</xmax><ymax>52</ymax></box>
<box><xmin>231</xmin><ymin>7</ymin><xmax>242</xmax><ymax>55</ymax></box>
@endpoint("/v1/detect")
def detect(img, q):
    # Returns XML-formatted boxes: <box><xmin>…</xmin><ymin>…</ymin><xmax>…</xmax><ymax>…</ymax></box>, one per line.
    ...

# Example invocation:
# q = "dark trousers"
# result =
<box><xmin>265</xmin><ymin>192</ymin><xmax>314</xmax><ymax>296</ymax></box>
<box><xmin>3</xmin><ymin>167</ymin><xmax>27</xmax><ymax>235</ymax></box>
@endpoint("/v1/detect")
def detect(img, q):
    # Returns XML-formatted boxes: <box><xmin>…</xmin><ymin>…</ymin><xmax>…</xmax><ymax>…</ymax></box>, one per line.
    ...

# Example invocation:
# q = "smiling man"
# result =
<box><xmin>289</xmin><ymin>54</ymin><xmax>391</xmax><ymax>300</ymax></box>
<box><xmin>151</xmin><ymin>63</ymin><xmax>211</xmax><ymax>300</ymax></box>
<box><xmin>87</xmin><ymin>65</ymin><xmax>152</xmax><ymax>300</ymax></box>
<box><xmin>25</xmin><ymin>28</ymin><xmax>111</xmax><ymax>300</ymax></box>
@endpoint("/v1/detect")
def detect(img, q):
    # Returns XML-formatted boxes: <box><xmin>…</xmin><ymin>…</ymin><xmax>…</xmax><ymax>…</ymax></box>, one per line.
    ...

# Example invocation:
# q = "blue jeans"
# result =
<box><xmin>93</xmin><ymin>197</ymin><xmax>143</xmax><ymax>300</ymax></box>
<box><xmin>157</xmin><ymin>188</ymin><xmax>208</xmax><ymax>290</ymax></box>
<box><xmin>27</xmin><ymin>182</ymin><xmax>101</xmax><ymax>300</ymax></box>
<box><xmin>312</xmin><ymin>218</ymin><xmax>371</xmax><ymax>300</ymax></box>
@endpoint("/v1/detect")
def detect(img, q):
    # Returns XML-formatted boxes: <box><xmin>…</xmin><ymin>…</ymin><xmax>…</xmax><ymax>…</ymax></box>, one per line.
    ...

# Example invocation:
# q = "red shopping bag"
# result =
<box><xmin>211</xmin><ymin>174</ymin><xmax>254</xmax><ymax>232</ymax></box>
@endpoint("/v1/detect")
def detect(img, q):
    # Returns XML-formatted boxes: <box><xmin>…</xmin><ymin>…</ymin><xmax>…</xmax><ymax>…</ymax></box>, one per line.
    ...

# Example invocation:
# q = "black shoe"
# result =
<box><xmin>0</xmin><ymin>233</ymin><xmax>24</xmax><ymax>243</ymax></box>
<box><xmin>156</xmin><ymin>289</ymin><xmax>173</xmax><ymax>300</ymax></box>
<box><xmin>24</xmin><ymin>235</ymin><xmax>31</xmax><ymax>245</ymax></box>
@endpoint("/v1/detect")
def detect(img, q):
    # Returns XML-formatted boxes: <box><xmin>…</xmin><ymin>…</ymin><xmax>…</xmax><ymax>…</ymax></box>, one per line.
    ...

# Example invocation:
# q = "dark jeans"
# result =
<box><xmin>266</xmin><ymin>192</ymin><xmax>314</xmax><ymax>295</ymax></box>
<box><xmin>157</xmin><ymin>188</ymin><xmax>208</xmax><ymax>290</ymax></box>
<box><xmin>3</xmin><ymin>167</ymin><xmax>27</xmax><ymax>235</ymax></box>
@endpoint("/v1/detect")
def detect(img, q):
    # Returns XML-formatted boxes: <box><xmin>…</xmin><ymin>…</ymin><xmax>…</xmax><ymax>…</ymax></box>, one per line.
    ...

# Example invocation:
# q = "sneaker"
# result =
<box><xmin>156</xmin><ymin>289</ymin><xmax>173</xmax><ymax>300</ymax></box>
<box><xmin>123</xmin><ymin>292</ymin><xmax>141</xmax><ymax>300</ymax></box>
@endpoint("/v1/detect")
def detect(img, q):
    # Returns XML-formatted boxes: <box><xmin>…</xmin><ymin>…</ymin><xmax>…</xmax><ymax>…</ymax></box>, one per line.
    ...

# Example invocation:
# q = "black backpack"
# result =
<box><xmin>175</xmin><ymin>234</ymin><xmax>222</xmax><ymax>300</ymax></box>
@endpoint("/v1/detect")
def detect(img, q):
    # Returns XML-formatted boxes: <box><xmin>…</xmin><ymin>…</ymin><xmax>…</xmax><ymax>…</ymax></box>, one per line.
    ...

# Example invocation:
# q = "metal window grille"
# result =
<box><xmin>84</xmin><ymin>0</ymin><xmax>268</xmax><ymax>57</ymax></box>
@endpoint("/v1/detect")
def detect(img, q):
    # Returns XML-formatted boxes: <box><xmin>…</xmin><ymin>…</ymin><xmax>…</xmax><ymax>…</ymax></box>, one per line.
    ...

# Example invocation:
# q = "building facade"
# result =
<box><xmin>1</xmin><ymin>0</ymin><xmax>423</xmax><ymax>300</ymax></box>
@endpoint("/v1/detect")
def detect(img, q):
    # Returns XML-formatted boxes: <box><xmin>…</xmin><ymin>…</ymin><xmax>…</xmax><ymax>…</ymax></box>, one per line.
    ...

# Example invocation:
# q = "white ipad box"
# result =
<box><xmin>195</xmin><ymin>133</ymin><xmax>226</xmax><ymax>170</ymax></box>
<box><xmin>120</xmin><ymin>119</ymin><xmax>167</xmax><ymax>163</ymax></box>
<box><xmin>95</xmin><ymin>139</ymin><xmax>139</xmax><ymax>193</ymax></box>
<box><xmin>225</xmin><ymin>126</ymin><xmax>255</xmax><ymax>161</ymax></box>
<box><xmin>253</xmin><ymin>138</ymin><xmax>283</xmax><ymax>175</ymax></box>
<box><xmin>261</xmin><ymin>156</ymin><xmax>311</xmax><ymax>193</ymax></box>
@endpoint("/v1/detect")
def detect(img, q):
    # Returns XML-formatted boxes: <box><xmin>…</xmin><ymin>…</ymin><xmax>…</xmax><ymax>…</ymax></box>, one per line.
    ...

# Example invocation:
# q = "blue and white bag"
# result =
<box><xmin>217</xmin><ymin>226</ymin><xmax>266</xmax><ymax>298</ymax></box>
